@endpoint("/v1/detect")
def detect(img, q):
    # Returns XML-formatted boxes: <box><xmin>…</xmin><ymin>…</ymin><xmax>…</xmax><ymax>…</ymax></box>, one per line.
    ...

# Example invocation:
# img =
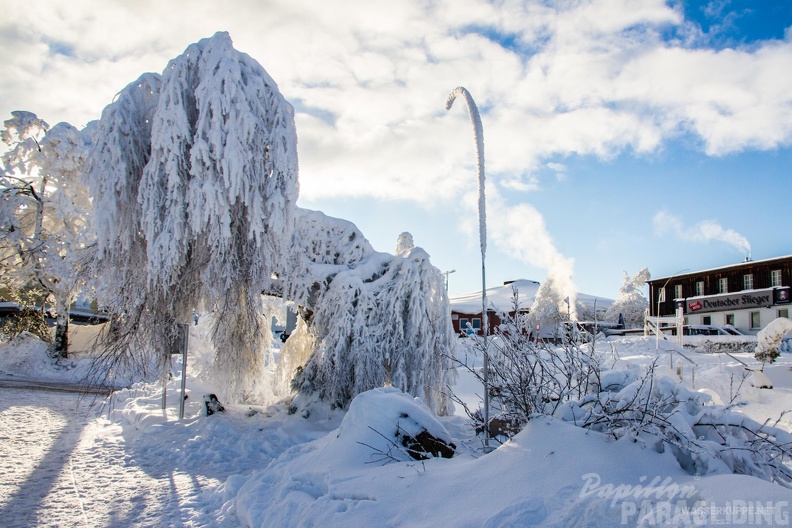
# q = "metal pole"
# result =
<box><xmin>161</xmin><ymin>353</ymin><xmax>168</xmax><ymax>410</ymax></box>
<box><xmin>594</xmin><ymin>298</ymin><xmax>598</xmax><ymax>335</ymax></box>
<box><xmin>446</xmin><ymin>86</ymin><xmax>490</xmax><ymax>451</ymax></box>
<box><xmin>482</xmin><ymin>264</ymin><xmax>490</xmax><ymax>451</ymax></box>
<box><xmin>655</xmin><ymin>269</ymin><xmax>690</xmax><ymax>351</ymax></box>
<box><xmin>179</xmin><ymin>323</ymin><xmax>189</xmax><ymax>420</ymax></box>
<box><xmin>443</xmin><ymin>269</ymin><xmax>456</xmax><ymax>292</ymax></box>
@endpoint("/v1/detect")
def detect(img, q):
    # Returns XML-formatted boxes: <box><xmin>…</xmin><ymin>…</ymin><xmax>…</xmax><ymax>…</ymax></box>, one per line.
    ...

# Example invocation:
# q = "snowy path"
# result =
<box><xmin>0</xmin><ymin>388</ymin><xmax>231</xmax><ymax>528</ymax></box>
<box><xmin>0</xmin><ymin>376</ymin><xmax>113</xmax><ymax>395</ymax></box>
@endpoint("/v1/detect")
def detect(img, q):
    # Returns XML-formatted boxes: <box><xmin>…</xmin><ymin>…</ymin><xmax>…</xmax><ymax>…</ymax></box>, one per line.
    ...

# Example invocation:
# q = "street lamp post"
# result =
<box><xmin>446</xmin><ymin>86</ymin><xmax>491</xmax><ymax>451</ymax></box>
<box><xmin>655</xmin><ymin>269</ymin><xmax>690</xmax><ymax>355</ymax></box>
<box><xmin>443</xmin><ymin>269</ymin><xmax>456</xmax><ymax>292</ymax></box>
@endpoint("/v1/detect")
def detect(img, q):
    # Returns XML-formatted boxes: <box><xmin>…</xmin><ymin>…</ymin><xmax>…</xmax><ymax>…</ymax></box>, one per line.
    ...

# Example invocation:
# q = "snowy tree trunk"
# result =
<box><xmin>53</xmin><ymin>299</ymin><xmax>69</xmax><ymax>358</ymax></box>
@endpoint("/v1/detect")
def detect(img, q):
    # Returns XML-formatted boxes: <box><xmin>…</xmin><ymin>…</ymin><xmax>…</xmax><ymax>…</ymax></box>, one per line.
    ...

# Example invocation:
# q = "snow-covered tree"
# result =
<box><xmin>283</xmin><ymin>215</ymin><xmax>456</xmax><ymax>415</ymax></box>
<box><xmin>527</xmin><ymin>276</ymin><xmax>565</xmax><ymax>338</ymax></box>
<box><xmin>88</xmin><ymin>32</ymin><xmax>298</xmax><ymax>399</ymax></box>
<box><xmin>395</xmin><ymin>232</ymin><xmax>414</xmax><ymax>254</ymax></box>
<box><xmin>86</xmin><ymin>73</ymin><xmax>163</xmax><ymax>381</ymax></box>
<box><xmin>1</xmin><ymin>111</ymin><xmax>93</xmax><ymax>356</ymax></box>
<box><xmin>87</xmin><ymin>33</ymin><xmax>456</xmax><ymax>409</ymax></box>
<box><xmin>606</xmin><ymin>267</ymin><xmax>650</xmax><ymax>328</ymax></box>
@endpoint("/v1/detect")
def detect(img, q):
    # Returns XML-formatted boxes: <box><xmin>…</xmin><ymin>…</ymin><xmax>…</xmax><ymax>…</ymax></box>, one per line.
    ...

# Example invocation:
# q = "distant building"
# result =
<box><xmin>647</xmin><ymin>255</ymin><xmax>792</xmax><ymax>335</ymax></box>
<box><xmin>449</xmin><ymin>279</ymin><xmax>612</xmax><ymax>337</ymax></box>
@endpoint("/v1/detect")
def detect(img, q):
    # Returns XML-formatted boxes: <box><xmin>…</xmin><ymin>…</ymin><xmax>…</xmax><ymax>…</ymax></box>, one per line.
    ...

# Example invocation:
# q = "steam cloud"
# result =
<box><xmin>487</xmin><ymin>195</ymin><xmax>578</xmax><ymax>318</ymax></box>
<box><xmin>653</xmin><ymin>210</ymin><xmax>751</xmax><ymax>255</ymax></box>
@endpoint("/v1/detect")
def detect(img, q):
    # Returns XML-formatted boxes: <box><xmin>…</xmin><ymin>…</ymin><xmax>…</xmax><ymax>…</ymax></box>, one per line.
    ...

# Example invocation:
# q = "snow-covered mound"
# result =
<box><xmin>333</xmin><ymin>387</ymin><xmax>455</xmax><ymax>463</ymax></box>
<box><xmin>0</xmin><ymin>329</ymin><xmax>109</xmax><ymax>385</ymax></box>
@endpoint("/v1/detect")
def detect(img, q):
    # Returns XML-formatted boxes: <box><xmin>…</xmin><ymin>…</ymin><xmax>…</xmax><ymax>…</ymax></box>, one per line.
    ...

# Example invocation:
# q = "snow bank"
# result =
<box><xmin>0</xmin><ymin>330</ymin><xmax>103</xmax><ymax>384</ymax></box>
<box><xmin>232</xmin><ymin>411</ymin><xmax>786</xmax><ymax>527</ymax></box>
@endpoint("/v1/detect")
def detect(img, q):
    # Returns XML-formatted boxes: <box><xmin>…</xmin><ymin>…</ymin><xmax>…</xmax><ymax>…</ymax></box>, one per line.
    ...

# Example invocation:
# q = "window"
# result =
<box><xmin>472</xmin><ymin>318</ymin><xmax>481</xmax><ymax>330</ymax></box>
<box><xmin>459</xmin><ymin>318</ymin><xmax>469</xmax><ymax>330</ymax></box>
<box><xmin>674</xmin><ymin>284</ymin><xmax>683</xmax><ymax>299</ymax></box>
<box><xmin>725</xmin><ymin>314</ymin><xmax>735</xmax><ymax>326</ymax></box>
<box><xmin>695</xmin><ymin>281</ymin><xmax>704</xmax><ymax>296</ymax></box>
<box><xmin>743</xmin><ymin>274</ymin><xmax>753</xmax><ymax>290</ymax></box>
<box><xmin>771</xmin><ymin>269</ymin><xmax>782</xmax><ymax>287</ymax></box>
<box><xmin>779</xmin><ymin>309</ymin><xmax>789</xmax><ymax>319</ymax></box>
<box><xmin>702</xmin><ymin>316</ymin><xmax>711</xmax><ymax>325</ymax></box>
<box><xmin>718</xmin><ymin>278</ymin><xmax>728</xmax><ymax>294</ymax></box>
<box><xmin>750</xmin><ymin>312</ymin><xmax>761</xmax><ymax>329</ymax></box>
<box><xmin>658</xmin><ymin>287</ymin><xmax>666</xmax><ymax>303</ymax></box>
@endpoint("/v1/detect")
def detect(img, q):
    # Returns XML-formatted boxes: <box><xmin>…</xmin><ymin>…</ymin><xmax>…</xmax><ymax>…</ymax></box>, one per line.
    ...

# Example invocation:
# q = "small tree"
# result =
<box><xmin>606</xmin><ymin>267</ymin><xmax>650</xmax><ymax>329</ymax></box>
<box><xmin>527</xmin><ymin>275</ymin><xmax>565</xmax><ymax>339</ymax></box>
<box><xmin>289</xmin><ymin>225</ymin><xmax>457</xmax><ymax>415</ymax></box>
<box><xmin>1</xmin><ymin>112</ymin><xmax>93</xmax><ymax>357</ymax></box>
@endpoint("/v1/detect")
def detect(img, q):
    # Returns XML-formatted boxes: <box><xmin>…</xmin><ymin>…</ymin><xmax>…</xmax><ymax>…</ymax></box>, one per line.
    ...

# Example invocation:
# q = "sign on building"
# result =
<box><xmin>687</xmin><ymin>288</ymin><xmax>775</xmax><ymax>314</ymax></box>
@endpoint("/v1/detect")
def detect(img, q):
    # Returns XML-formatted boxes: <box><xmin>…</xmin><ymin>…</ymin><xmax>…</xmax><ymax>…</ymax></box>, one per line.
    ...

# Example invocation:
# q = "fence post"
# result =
<box><xmin>179</xmin><ymin>323</ymin><xmax>189</xmax><ymax>420</ymax></box>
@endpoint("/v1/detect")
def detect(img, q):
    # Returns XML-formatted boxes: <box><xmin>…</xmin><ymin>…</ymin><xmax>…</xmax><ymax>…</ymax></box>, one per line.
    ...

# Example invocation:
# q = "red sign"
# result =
<box><xmin>688</xmin><ymin>301</ymin><xmax>702</xmax><ymax>312</ymax></box>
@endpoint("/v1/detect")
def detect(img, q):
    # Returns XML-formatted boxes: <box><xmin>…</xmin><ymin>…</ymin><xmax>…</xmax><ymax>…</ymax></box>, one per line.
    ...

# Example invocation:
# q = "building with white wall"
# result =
<box><xmin>648</xmin><ymin>255</ymin><xmax>792</xmax><ymax>335</ymax></box>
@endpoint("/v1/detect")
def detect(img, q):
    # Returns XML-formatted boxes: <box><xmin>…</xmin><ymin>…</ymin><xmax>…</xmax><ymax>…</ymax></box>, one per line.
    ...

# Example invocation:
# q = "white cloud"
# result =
<box><xmin>4</xmin><ymin>0</ymin><xmax>791</xmax><ymax>196</ymax></box>
<box><xmin>2</xmin><ymin>0</ymin><xmax>788</xmax><ymax>296</ymax></box>
<box><xmin>500</xmin><ymin>173</ymin><xmax>539</xmax><ymax>192</ymax></box>
<box><xmin>546</xmin><ymin>162</ymin><xmax>568</xmax><ymax>182</ymax></box>
<box><xmin>652</xmin><ymin>210</ymin><xmax>752</xmax><ymax>255</ymax></box>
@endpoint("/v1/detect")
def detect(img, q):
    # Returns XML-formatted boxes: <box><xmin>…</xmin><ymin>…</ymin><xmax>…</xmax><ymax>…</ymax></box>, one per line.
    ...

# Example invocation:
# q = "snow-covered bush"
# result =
<box><xmin>290</xmin><ymin>239</ymin><xmax>456</xmax><ymax>415</ymax></box>
<box><xmin>0</xmin><ymin>289</ymin><xmax>51</xmax><ymax>344</ymax></box>
<box><xmin>685</xmin><ymin>338</ymin><xmax>756</xmax><ymax>355</ymax></box>
<box><xmin>269</xmin><ymin>210</ymin><xmax>456</xmax><ymax>414</ymax></box>
<box><xmin>755</xmin><ymin>318</ymin><xmax>792</xmax><ymax>367</ymax></box>
<box><xmin>453</xmin><ymin>291</ymin><xmax>600</xmax><ymax>438</ymax></box>
<box><xmin>335</xmin><ymin>387</ymin><xmax>455</xmax><ymax>464</ymax></box>
<box><xmin>558</xmin><ymin>364</ymin><xmax>792</xmax><ymax>486</ymax></box>
<box><xmin>457</xmin><ymin>295</ymin><xmax>792</xmax><ymax>485</ymax></box>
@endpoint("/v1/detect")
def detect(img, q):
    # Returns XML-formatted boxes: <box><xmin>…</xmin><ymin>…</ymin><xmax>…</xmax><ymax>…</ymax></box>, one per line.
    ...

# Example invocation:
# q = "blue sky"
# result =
<box><xmin>2</xmin><ymin>0</ymin><xmax>791</xmax><ymax>301</ymax></box>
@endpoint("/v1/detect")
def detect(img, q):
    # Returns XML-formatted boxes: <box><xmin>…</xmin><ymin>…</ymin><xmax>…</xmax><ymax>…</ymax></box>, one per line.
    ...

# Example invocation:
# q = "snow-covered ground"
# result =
<box><xmin>1</xmin><ymin>328</ymin><xmax>792</xmax><ymax>527</ymax></box>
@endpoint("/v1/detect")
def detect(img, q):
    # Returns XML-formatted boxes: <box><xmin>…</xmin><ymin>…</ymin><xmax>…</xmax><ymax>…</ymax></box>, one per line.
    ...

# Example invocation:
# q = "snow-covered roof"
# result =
<box><xmin>449</xmin><ymin>279</ymin><xmax>613</xmax><ymax>313</ymax></box>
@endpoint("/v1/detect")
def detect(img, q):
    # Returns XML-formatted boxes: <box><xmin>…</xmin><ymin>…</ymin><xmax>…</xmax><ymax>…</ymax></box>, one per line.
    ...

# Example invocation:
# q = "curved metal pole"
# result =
<box><xmin>446</xmin><ymin>86</ymin><xmax>491</xmax><ymax>451</ymax></box>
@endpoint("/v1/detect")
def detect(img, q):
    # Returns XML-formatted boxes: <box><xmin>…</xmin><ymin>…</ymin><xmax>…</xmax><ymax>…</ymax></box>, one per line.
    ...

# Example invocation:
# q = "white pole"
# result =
<box><xmin>446</xmin><ymin>86</ymin><xmax>491</xmax><ymax>451</ymax></box>
<box><xmin>594</xmin><ymin>298</ymin><xmax>598</xmax><ymax>335</ymax></box>
<box><xmin>179</xmin><ymin>323</ymin><xmax>189</xmax><ymax>420</ymax></box>
<box><xmin>655</xmin><ymin>269</ymin><xmax>689</xmax><ymax>352</ymax></box>
<box><xmin>161</xmin><ymin>354</ymin><xmax>168</xmax><ymax>410</ymax></box>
